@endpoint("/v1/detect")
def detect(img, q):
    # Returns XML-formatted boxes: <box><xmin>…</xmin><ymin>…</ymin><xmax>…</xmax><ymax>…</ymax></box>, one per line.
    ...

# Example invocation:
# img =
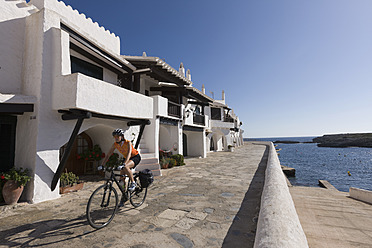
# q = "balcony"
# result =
<box><xmin>53</xmin><ymin>73</ymin><xmax>153</xmax><ymax>119</ymax></box>
<box><xmin>152</xmin><ymin>95</ymin><xmax>183</xmax><ymax>120</ymax></box>
<box><xmin>168</xmin><ymin>101</ymin><xmax>181</xmax><ymax>118</ymax></box>
<box><xmin>224</xmin><ymin>116</ymin><xmax>235</xmax><ymax>123</ymax></box>
<box><xmin>210</xmin><ymin>119</ymin><xmax>234</xmax><ymax>129</ymax></box>
<box><xmin>193</xmin><ymin>113</ymin><xmax>205</xmax><ymax>126</ymax></box>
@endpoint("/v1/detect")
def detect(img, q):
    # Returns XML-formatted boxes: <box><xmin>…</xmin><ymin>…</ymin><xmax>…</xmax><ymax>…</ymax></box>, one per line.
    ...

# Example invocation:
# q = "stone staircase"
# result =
<box><xmin>136</xmin><ymin>138</ymin><xmax>161</xmax><ymax>176</ymax></box>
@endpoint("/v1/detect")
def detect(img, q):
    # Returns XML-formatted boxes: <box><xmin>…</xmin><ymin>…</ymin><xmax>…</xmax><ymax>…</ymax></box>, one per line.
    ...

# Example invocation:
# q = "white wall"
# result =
<box><xmin>152</xmin><ymin>95</ymin><xmax>168</xmax><ymax>117</ymax></box>
<box><xmin>30</xmin><ymin>0</ymin><xmax>120</xmax><ymax>54</ymax></box>
<box><xmin>183</xmin><ymin>130</ymin><xmax>206</xmax><ymax>157</ymax></box>
<box><xmin>159</xmin><ymin>124</ymin><xmax>179</xmax><ymax>153</ymax></box>
<box><xmin>0</xmin><ymin>0</ymin><xmax>35</xmax><ymax>93</ymax></box>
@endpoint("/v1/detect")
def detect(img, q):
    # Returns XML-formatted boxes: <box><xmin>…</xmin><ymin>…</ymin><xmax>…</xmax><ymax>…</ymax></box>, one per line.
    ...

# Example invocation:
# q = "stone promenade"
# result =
<box><xmin>0</xmin><ymin>142</ymin><xmax>268</xmax><ymax>248</ymax></box>
<box><xmin>290</xmin><ymin>186</ymin><xmax>372</xmax><ymax>248</ymax></box>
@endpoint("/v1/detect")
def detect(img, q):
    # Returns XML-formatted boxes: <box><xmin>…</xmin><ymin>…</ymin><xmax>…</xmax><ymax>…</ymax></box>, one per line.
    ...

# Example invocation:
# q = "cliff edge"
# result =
<box><xmin>313</xmin><ymin>133</ymin><xmax>372</xmax><ymax>148</ymax></box>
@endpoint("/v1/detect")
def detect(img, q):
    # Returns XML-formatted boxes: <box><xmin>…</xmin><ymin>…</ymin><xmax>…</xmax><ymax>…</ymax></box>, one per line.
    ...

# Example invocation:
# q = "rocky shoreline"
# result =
<box><xmin>312</xmin><ymin>133</ymin><xmax>372</xmax><ymax>148</ymax></box>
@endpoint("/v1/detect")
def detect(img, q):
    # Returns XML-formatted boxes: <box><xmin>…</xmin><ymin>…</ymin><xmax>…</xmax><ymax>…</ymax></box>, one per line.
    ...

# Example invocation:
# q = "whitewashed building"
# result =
<box><xmin>0</xmin><ymin>0</ymin><xmax>243</xmax><ymax>203</ymax></box>
<box><xmin>122</xmin><ymin>56</ymin><xmax>214</xmax><ymax>159</ymax></box>
<box><xmin>0</xmin><ymin>0</ymin><xmax>157</xmax><ymax>203</ymax></box>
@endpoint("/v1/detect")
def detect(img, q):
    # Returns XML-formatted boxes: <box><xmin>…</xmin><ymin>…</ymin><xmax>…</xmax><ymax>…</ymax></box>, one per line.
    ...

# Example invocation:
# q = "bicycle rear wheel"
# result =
<box><xmin>86</xmin><ymin>184</ymin><xmax>118</xmax><ymax>229</ymax></box>
<box><xmin>129</xmin><ymin>177</ymin><xmax>148</xmax><ymax>207</ymax></box>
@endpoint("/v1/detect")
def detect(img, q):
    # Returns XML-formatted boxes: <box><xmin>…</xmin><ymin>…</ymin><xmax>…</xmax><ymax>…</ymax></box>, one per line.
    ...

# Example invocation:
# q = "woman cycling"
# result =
<box><xmin>102</xmin><ymin>129</ymin><xmax>141</xmax><ymax>192</ymax></box>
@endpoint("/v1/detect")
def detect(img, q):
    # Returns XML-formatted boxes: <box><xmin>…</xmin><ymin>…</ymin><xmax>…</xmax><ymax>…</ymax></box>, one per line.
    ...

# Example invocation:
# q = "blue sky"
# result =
<box><xmin>61</xmin><ymin>0</ymin><xmax>372</xmax><ymax>138</ymax></box>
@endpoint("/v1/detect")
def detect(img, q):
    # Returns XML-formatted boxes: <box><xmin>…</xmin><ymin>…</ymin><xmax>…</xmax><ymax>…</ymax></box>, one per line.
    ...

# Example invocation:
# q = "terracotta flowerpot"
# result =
<box><xmin>2</xmin><ymin>180</ymin><xmax>24</xmax><ymax>205</ymax></box>
<box><xmin>60</xmin><ymin>182</ymin><xmax>84</xmax><ymax>194</ymax></box>
<box><xmin>161</xmin><ymin>163</ymin><xmax>169</xmax><ymax>169</ymax></box>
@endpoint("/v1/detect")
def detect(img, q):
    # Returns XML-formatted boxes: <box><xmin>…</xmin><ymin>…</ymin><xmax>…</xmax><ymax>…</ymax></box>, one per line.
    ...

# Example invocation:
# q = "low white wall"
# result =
<box><xmin>183</xmin><ymin>130</ymin><xmax>206</xmax><ymax>158</ymax></box>
<box><xmin>350</xmin><ymin>187</ymin><xmax>372</xmax><ymax>205</ymax></box>
<box><xmin>254</xmin><ymin>142</ymin><xmax>308</xmax><ymax>248</ymax></box>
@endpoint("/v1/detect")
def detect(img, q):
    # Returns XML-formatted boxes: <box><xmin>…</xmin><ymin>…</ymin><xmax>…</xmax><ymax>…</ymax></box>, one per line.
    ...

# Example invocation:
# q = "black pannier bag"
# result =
<box><xmin>139</xmin><ymin>169</ymin><xmax>154</xmax><ymax>188</ymax></box>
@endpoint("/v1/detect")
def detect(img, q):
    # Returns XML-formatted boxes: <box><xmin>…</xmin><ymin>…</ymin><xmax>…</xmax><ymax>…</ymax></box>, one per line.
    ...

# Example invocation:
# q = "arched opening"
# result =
<box><xmin>59</xmin><ymin>132</ymin><xmax>93</xmax><ymax>176</ymax></box>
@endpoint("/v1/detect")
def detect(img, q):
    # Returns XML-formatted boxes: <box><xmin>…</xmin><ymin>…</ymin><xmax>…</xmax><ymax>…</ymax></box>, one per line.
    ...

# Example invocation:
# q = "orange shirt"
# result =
<box><xmin>114</xmin><ymin>139</ymin><xmax>139</xmax><ymax>158</ymax></box>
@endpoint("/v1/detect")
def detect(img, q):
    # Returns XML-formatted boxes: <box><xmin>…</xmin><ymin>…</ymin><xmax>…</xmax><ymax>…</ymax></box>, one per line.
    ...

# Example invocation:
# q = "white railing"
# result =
<box><xmin>254</xmin><ymin>142</ymin><xmax>309</xmax><ymax>248</ymax></box>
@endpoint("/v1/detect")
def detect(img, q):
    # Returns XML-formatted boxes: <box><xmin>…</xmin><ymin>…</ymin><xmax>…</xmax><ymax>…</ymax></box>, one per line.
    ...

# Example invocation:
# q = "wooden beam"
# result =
<box><xmin>0</xmin><ymin>103</ymin><xmax>34</xmax><ymax>113</ymax></box>
<box><xmin>150</xmin><ymin>87</ymin><xmax>185</xmax><ymax>92</ymax></box>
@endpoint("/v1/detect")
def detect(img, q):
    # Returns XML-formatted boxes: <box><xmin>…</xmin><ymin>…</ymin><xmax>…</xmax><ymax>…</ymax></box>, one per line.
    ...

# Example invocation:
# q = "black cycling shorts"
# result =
<box><xmin>129</xmin><ymin>154</ymin><xmax>141</xmax><ymax>167</ymax></box>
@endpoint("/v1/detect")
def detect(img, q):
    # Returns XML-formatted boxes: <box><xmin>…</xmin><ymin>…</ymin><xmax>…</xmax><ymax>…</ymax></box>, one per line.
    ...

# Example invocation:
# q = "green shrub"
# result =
<box><xmin>171</xmin><ymin>154</ymin><xmax>185</xmax><ymax>166</ymax></box>
<box><xmin>168</xmin><ymin>158</ymin><xmax>177</xmax><ymax>168</ymax></box>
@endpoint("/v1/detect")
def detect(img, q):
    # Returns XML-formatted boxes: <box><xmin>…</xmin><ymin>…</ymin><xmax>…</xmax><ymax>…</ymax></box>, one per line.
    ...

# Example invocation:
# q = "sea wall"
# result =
<box><xmin>350</xmin><ymin>187</ymin><xmax>372</xmax><ymax>205</ymax></box>
<box><xmin>254</xmin><ymin>142</ymin><xmax>308</xmax><ymax>248</ymax></box>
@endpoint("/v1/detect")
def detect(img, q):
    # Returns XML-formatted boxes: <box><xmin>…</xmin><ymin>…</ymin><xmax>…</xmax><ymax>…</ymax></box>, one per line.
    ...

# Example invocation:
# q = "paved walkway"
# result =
<box><xmin>290</xmin><ymin>186</ymin><xmax>372</xmax><ymax>248</ymax></box>
<box><xmin>0</xmin><ymin>142</ymin><xmax>268</xmax><ymax>248</ymax></box>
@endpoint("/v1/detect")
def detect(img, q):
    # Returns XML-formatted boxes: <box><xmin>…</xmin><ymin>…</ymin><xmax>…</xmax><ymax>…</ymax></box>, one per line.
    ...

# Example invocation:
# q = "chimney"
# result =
<box><xmin>186</xmin><ymin>69</ymin><xmax>191</xmax><ymax>81</ymax></box>
<box><xmin>202</xmin><ymin>84</ymin><xmax>205</xmax><ymax>94</ymax></box>
<box><xmin>222</xmin><ymin>90</ymin><xmax>225</xmax><ymax>101</ymax></box>
<box><xmin>179</xmin><ymin>63</ymin><xmax>185</xmax><ymax>77</ymax></box>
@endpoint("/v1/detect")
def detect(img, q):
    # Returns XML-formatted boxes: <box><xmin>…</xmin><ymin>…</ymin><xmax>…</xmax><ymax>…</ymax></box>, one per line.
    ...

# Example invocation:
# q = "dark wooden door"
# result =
<box><xmin>0</xmin><ymin>115</ymin><xmax>17</xmax><ymax>172</ymax></box>
<box><xmin>60</xmin><ymin>132</ymin><xmax>92</xmax><ymax>175</ymax></box>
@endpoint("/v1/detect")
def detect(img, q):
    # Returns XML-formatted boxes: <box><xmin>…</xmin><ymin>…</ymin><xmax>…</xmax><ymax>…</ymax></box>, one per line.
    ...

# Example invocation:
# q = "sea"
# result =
<box><xmin>245</xmin><ymin>136</ymin><xmax>372</xmax><ymax>192</ymax></box>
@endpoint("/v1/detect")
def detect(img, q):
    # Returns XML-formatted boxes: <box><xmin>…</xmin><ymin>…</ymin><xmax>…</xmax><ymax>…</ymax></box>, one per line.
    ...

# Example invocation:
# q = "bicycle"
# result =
<box><xmin>86</xmin><ymin>164</ymin><xmax>148</xmax><ymax>229</ymax></box>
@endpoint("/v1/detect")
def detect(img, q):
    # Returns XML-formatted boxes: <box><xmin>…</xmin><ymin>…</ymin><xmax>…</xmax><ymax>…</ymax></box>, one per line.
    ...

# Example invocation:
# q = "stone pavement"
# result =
<box><xmin>0</xmin><ymin>142</ymin><xmax>268</xmax><ymax>248</ymax></box>
<box><xmin>290</xmin><ymin>186</ymin><xmax>372</xmax><ymax>248</ymax></box>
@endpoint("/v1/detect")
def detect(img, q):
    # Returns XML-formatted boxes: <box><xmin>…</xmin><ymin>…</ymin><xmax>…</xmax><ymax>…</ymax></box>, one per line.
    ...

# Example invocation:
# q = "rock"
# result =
<box><xmin>273</xmin><ymin>140</ymin><xmax>300</xmax><ymax>144</ymax></box>
<box><xmin>281</xmin><ymin>165</ymin><xmax>295</xmax><ymax>177</ymax></box>
<box><xmin>313</xmin><ymin>133</ymin><xmax>372</xmax><ymax>148</ymax></box>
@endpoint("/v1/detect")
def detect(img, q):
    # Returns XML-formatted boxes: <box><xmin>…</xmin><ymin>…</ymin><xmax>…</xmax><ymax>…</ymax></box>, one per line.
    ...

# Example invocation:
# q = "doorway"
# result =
<box><xmin>0</xmin><ymin>115</ymin><xmax>17</xmax><ymax>172</ymax></box>
<box><xmin>183</xmin><ymin>133</ymin><xmax>188</xmax><ymax>156</ymax></box>
<box><xmin>60</xmin><ymin>132</ymin><xmax>93</xmax><ymax>175</ymax></box>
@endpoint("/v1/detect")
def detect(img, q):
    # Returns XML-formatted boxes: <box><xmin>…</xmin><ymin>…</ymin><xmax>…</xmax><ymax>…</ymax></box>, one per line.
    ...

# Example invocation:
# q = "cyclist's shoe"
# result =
<box><xmin>128</xmin><ymin>182</ymin><xmax>137</xmax><ymax>192</ymax></box>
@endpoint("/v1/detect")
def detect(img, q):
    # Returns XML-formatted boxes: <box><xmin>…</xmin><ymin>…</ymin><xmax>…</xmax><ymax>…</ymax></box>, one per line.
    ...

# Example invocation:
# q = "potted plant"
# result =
<box><xmin>59</xmin><ymin>171</ymin><xmax>84</xmax><ymax>194</ymax></box>
<box><xmin>1</xmin><ymin>167</ymin><xmax>31</xmax><ymax>205</ymax></box>
<box><xmin>160</xmin><ymin>158</ymin><xmax>170</xmax><ymax>169</ymax></box>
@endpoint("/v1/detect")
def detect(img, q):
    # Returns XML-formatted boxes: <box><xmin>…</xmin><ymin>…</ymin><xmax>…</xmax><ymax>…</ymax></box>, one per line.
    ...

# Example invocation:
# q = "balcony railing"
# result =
<box><xmin>193</xmin><ymin>113</ymin><xmax>205</xmax><ymax>125</ymax></box>
<box><xmin>168</xmin><ymin>101</ymin><xmax>181</xmax><ymax>118</ymax></box>
<box><xmin>224</xmin><ymin>116</ymin><xmax>235</xmax><ymax>123</ymax></box>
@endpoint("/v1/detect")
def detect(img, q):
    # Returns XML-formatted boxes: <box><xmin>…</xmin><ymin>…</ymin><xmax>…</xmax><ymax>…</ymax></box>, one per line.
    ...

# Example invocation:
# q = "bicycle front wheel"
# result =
<box><xmin>86</xmin><ymin>184</ymin><xmax>118</xmax><ymax>229</ymax></box>
<box><xmin>129</xmin><ymin>177</ymin><xmax>148</xmax><ymax>207</ymax></box>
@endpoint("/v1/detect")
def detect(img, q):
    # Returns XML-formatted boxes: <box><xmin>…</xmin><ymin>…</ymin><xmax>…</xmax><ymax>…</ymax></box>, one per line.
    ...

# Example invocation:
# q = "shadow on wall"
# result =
<box><xmin>221</xmin><ymin>145</ymin><xmax>269</xmax><ymax>248</ymax></box>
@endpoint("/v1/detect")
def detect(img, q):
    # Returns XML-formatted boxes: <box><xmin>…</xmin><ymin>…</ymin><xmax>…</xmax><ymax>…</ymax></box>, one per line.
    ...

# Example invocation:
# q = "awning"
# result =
<box><xmin>0</xmin><ymin>94</ymin><xmax>36</xmax><ymax>115</ymax></box>
<box><xmin>183</xmin><ymin>125</ymin><xmax>204</xmax><ymax>132</ymax></box>
<box><xmin>122</xmin><ymin>56</ymin><xmax>192</xmax><ymax>87</ymax></box>
<box><xmin>159</xmin><ymin>116</ymin><xmax>180</xmax><ymax>126</ymax></box>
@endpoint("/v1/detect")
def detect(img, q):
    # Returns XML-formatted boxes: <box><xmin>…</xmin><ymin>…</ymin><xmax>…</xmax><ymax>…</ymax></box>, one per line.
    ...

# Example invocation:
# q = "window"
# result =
<box><xmin>211</xmin><ymin>107</ymin><xmax>221</xmax><ymax>120</ymax></box>
<box><xmin>195</xmin><ymin>106</ymin><xmax>201</xmax><ymax>115</ymax></box>
<box><xmin>71</xmin><ymin>56</ymin><xmax>103</xmax><ymax>80</ymax></box>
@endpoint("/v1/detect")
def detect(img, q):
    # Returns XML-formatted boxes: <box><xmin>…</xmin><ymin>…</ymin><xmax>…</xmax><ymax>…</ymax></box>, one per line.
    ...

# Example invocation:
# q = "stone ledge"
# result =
<box><xmin>350</xmin><ymin>187</ymin><xmax>372</xmax><ymax>205</ymax></box>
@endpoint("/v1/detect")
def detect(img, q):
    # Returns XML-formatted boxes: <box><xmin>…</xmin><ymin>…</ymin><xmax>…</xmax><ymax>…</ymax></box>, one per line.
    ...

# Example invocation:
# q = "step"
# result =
<box><xmin>139</xmin><ymin>148</ymin><xmax>150</xmax><ymax>154</ymax></box>
<box><xmin>136</xmin><ymin>163</ymin><xmax>160</xmax><ymax>171</ymax></box>
<box><xmin>139</xmin><ymin>158</ymin><xmax>159</xmax><ymax>165</ymax></box>
<box><xmin>135</xmin><ymin>163</ymin><xmax>162</xmax><ymax>176</ymax></box>
<box><xmin>141</xmin><ymin>153</ymin><xmax>156</xmax><ymax>159</ymax></box>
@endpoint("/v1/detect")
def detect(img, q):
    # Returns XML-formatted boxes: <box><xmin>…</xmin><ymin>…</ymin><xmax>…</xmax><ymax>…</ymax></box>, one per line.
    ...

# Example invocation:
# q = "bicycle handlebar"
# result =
<box><xmin>97</xmin><ymin>164</ymin><xmax>125</xmax><ymax>172</ymax></box>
